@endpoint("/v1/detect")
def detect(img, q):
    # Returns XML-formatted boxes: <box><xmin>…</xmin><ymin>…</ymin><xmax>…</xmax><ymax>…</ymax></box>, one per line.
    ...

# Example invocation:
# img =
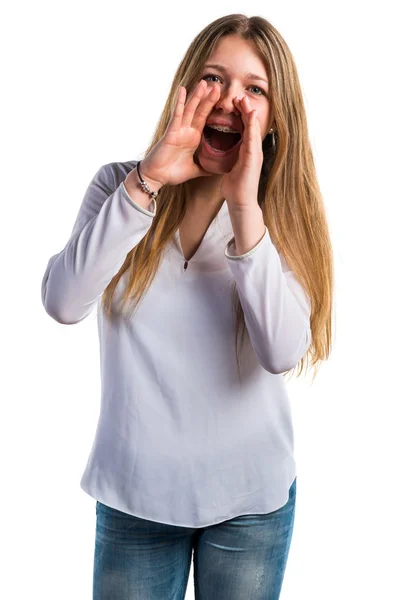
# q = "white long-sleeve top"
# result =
<box><xmin>41</xmin><ymin>160</ymin><xmax>312</xmax><ymax>528</ymax></box>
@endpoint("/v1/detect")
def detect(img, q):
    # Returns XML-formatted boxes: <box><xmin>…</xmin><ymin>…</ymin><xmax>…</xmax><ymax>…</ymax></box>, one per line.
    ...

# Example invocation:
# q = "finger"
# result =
<box><xmin>181</xmin><ymin>79</ymin><xmax>209</xmax><ymax>128</ymax></box>
<box><xmin>239</xmin><ymin>98</ymin><xmax>262</xmax><ymax>140</ymax></box>
<box><xmin>183</xmin><ymin>79</ymin><xmax>207</xmax><ymax>112</ymax></box>
<box><xmin>233</xmin><ymin>96</ymin><xmax>253</xmax><ymax>123</ymax></box>
<box><xmin>233</xmin><ymin>98</ymin><xmax>249</xmax><ymax>135</ymax></box>
<box><xmin>250</xmin><ymin>109</ymin><xmax>262</xmax><ymax>140</ymax></box>
<box><xmin>234</xmin><ymin>98</ymin><xmax>257</xmax><ymax>133</ymax></box>
<box><xmin>191</xmin><ymin>84</ymin><xmax>221</xmax><ymax>131</ymax></box>
<box><xmin>167</xmin><ymin>86</ymin><xmax>187</xmax><ymax>135</ymax></box>
<box><xmin>236</xmin><ymin>109</ymin><xmax>257</xmax><ymax>166</ymax></box>
<box><xmin>247</xmin><ymin>110</ymin><xmax>257</xmax><ymax>148</ymax></box>
<box><xmin>233</xmin><ymin>97</ymin><xmax>251</xmax><ymax>141</ymax></box>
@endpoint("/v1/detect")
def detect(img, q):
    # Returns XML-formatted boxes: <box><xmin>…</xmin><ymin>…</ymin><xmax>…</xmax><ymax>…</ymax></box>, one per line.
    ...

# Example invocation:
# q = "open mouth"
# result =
<box><xmin>202</xmin><ymin>125</ymin><xmax>242</xmax><ymax>155</ymax></box>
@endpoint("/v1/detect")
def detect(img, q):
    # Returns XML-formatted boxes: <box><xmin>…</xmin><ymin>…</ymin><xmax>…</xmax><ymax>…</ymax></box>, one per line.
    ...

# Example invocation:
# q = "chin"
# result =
<box><xmin>195</xmin><ymin>149</ymin><xmax>238</xmax><ymax>175</ymax></box>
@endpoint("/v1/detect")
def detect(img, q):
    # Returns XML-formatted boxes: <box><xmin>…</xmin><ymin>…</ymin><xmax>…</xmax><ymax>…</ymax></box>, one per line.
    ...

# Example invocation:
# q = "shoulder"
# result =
<box><xmin>96</xmin><ymin>160</ymin><xmax>139</xmax><ymax>190</ymax></box>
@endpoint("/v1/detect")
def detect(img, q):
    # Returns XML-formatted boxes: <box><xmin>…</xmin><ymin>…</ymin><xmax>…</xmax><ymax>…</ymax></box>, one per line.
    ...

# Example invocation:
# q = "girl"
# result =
<box><xmin>42</xmin><ymin>13</ymin><xmax>334</xmax><ymax>600</ymax></box>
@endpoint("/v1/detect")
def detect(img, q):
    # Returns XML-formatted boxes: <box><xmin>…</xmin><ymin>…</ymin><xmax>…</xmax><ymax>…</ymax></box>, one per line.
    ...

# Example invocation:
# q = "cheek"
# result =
<box><xmin>259</xmin><ymin>116</ymin><xmax>270</xmax><ymax>140</ymax></box>
<box><xmin>248</xmin><ymin>103</ymin><xmax>266</xmax><ymax>135</ymax></box>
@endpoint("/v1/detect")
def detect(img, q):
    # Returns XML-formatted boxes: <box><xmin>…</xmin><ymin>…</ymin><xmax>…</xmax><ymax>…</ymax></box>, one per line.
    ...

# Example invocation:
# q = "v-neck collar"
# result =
<box><xmin>172</xmin><ymin>199</ymin><xmax>233</xmax><ymax>268</ymax></box>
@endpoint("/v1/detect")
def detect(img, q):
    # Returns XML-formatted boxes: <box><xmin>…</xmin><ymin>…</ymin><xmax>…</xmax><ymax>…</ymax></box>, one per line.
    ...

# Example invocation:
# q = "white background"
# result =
<box><xmin>1</xmin><ymin>0</ymin><xmax>399</xmax><ymax>598</ymax></box>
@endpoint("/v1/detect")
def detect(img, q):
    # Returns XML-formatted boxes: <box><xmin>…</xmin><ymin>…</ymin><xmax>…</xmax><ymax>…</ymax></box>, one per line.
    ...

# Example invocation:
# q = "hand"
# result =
<box><xmin>220</xmin><ymin>95</ymin><xmax>264</xmax><ymax>210</ymax></box>
<box><xmin>139</xmin><ymin>80</ymin><xmax>221</xmax><ymax>187</ymax></box>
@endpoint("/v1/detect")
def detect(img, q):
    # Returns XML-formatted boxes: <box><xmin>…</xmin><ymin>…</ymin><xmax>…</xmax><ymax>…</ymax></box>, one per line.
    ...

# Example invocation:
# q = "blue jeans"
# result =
<box><xmin>93</xmin><ymin>477</ymin><xmax>296</xmax><ymax>599</ymax></box>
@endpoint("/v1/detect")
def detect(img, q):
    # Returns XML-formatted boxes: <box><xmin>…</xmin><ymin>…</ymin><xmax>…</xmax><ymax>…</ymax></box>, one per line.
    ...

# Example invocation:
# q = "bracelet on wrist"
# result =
<box><xmin>136</xmin><ymin>161</ymin><xmax>161</xmax><ymax>201</ymax></box>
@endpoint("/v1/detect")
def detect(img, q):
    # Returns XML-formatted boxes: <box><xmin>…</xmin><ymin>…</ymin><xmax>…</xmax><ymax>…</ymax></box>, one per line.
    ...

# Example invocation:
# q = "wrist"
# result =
<box><xmin>124</xmin><ymin>165</ymin><xmax>162</xmax><ymax>200</ymax></box>
<box><xmin>226</xmin><ymin>199</ymin><xmax>262</xmax><ymax>214</ymax></box>
<box><xmin>138</xmin><ymin>160</ymin><xmax>165</xmax><ymax>190</ymax></box>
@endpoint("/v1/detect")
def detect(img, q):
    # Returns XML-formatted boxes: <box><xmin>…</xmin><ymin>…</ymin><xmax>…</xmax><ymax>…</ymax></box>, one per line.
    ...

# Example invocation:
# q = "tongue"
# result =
<box><xmin>209</xmin><ymin>129</ymin><xmax>238</xmax><ymax>151</ymax></box>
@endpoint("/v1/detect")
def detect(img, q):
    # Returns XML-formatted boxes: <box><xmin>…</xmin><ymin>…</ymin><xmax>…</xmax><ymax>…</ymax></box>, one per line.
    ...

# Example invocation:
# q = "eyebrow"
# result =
<box><xmin>203</xmin><ymin>63</ymin><xmax>269</xmax><ymax>85</ymax></box>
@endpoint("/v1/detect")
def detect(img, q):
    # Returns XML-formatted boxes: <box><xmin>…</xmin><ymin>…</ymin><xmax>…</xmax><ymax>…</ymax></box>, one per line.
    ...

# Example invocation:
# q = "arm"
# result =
<box><xmin>225</xmin><ymin>208</ymin><xmax>312</xmax><ymax>374</ymax></box>
<box><xmin>41</xmin><ymin>162</ymin><xmax>157</xmax><ymax>325</ymax></box>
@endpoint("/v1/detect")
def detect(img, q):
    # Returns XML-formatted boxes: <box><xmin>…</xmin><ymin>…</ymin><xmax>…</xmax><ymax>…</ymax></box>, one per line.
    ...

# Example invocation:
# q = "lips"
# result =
<box><xmin>200</xmin><ymin>113</ymin><xmax>243</xmax><ymax>156</ymax></box>
<box><xmin>205</xmin><ymin>118</ymin><xmax>243</xmax><ymax>135</ymax></box>
<box><xmin>201</xmin><ymin>129</ymin><xmax>242</xmax><ymax>156</ymax></box>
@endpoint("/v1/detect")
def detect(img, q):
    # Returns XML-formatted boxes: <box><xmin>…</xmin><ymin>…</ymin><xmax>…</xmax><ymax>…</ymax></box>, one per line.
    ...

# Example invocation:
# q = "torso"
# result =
<box><xmin>178</xmin><ymin>209</ymin><xmax>220</xmax><ymax>261</ymax></box>
<box><xmin>179</xmin><ymin>224</ymin><xmax>209</xmax><ymax>261</ymax></box>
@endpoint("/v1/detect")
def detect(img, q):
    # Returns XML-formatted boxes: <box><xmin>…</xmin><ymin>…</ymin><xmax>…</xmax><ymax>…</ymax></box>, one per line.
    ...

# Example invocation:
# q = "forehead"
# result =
<box><xmin>206</xmin><ymin>35</ymin><xmax>267</xmax><ymax>77</ymax></box>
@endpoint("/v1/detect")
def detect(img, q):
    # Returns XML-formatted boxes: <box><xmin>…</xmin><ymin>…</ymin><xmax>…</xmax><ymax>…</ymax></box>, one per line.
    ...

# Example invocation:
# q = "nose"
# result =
<box><xmin>214</xmin><ymin>83</ymin><xmax>242</xmax><ymax>116</ymax></box>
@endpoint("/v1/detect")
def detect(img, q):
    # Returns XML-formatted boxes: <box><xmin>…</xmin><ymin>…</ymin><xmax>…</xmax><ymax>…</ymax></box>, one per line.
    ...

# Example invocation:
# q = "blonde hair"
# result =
<box><xmin>101</xmin><ymin>14</ymin><xmax>335</xmax><ymax>382</ymax></box>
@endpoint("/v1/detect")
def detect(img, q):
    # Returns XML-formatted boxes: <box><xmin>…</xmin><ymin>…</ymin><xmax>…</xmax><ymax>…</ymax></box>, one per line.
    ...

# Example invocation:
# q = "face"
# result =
<box><xmin>194</xmin><ymin>34</ymin><xmax>272</xmax><ymax>175</ymax></box>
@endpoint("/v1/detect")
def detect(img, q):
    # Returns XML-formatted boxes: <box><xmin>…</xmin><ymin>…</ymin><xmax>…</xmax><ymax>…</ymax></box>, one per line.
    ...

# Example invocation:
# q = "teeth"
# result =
<box><xmin>207</xmin><ymin>124</ymin><xmax>239</xmax><ymax>133</ymax></box>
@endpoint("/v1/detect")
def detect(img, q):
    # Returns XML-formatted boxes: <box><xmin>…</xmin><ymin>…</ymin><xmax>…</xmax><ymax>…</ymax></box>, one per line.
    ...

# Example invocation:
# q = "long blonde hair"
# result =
<box><xmin>101</xmin><ymin>14</ymin><xmax>335</xmax><ymax>382</ymax></box>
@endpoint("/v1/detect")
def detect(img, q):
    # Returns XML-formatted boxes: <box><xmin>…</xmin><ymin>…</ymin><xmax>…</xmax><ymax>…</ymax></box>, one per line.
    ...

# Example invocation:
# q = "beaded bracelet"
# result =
<box><xmin>136</xmin><ymin>161</ymin><xmax>160</xmax><ymax>201</ymax></box>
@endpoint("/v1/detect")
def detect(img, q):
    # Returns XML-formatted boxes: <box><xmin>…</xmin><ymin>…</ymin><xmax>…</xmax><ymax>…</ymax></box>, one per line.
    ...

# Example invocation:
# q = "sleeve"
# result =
<box><xmin>224</xmin><ymin>225</ymin><xmax>312</xmax><ymax>374</ymax></box>
<box><xmin>41</xmin><ymin>162</ymin><xmax>156</xmax><ymax>325</ymax></box>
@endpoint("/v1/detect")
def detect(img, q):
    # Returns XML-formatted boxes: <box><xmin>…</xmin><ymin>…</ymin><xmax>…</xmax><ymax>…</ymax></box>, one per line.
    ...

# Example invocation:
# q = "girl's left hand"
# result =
<box><xmin>221</xmin><ymin>95</ymin><xmax>264</xmax><ymax>211</ymax></box>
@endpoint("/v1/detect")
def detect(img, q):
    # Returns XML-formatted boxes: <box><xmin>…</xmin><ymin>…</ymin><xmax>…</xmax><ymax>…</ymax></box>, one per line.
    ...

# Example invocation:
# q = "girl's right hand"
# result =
<box><xmin>138</xmin><ymin>80</ymin><xmax>221</xmax><ymax>188</ymax></box>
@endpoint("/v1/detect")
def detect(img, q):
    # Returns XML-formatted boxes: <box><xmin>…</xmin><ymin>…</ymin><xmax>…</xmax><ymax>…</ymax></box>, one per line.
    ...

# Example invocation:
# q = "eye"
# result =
<box><xmin>248</xmin><ymin>85</ymin><xmax>265</xmax><ymax>96</ymax></box>
<box><xmin>201</xmin><ymin>73</ymin><xmax>222</xmax><ymax>84</ymax></box>
<box><xmin>201</xmin><ymin>74</ymin><xmax>267</xmax><ymax>97</ymax></box>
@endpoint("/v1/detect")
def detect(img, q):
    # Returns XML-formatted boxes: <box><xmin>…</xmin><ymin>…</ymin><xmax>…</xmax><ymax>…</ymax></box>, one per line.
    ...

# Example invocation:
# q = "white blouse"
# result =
<box><xmin>41</xmin><ymin>160</ymin><xmax>312</xmax><ymax>528</ymax></box>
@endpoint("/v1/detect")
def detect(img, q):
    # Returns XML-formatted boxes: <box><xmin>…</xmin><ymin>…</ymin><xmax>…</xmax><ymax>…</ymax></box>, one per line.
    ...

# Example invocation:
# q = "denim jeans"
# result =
<box><xmin>93</xmin><ymin>477</ymin><xmax>296</xmax><ymax>599</ymax></box>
